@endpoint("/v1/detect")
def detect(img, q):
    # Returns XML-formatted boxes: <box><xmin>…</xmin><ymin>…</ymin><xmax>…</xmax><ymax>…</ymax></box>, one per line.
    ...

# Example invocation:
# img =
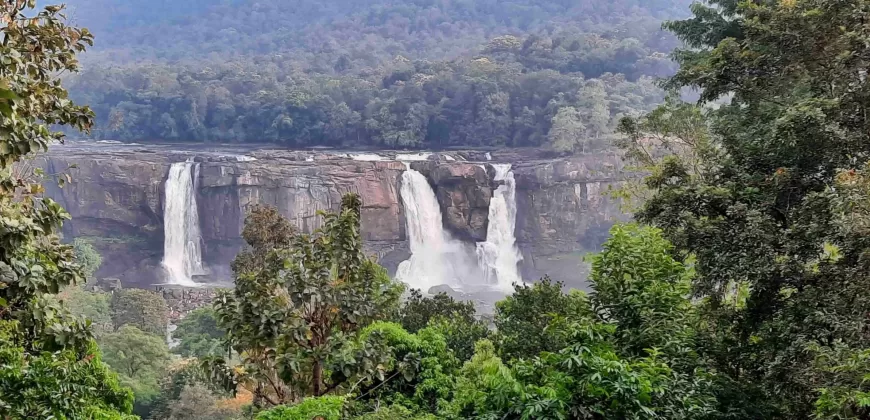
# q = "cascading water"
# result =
<box><xmin>476</xmin><ymin>164</ymin><xmax>523</xmax><ymax>290</ymax></box>
<box><xmin>395</xmin><ymin>166</ymin><xmax>480</xmax><ymax>291</ymax></box>
<box><xmin>162</xmin><ymin>160</ymin><xmax>204</xmax><ymax>286</ymax></box>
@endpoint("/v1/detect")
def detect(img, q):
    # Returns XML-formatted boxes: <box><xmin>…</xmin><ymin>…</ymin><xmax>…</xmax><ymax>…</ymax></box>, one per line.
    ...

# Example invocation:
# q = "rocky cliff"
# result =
<box><xmin>38</xmin><ymin>142</ymin><xmax>628</xmax><ymax>289</ymax></box>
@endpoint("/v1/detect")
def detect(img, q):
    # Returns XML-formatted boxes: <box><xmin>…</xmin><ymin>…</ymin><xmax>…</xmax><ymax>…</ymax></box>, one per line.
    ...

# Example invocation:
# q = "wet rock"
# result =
<box><xmin>411</xmin><ymin>161</ymin><xmax>493</xmax><ymax>241</ymax></box>
<box><xmin>427</xmin><ymin>284</ymin><xmax>456</xmax><ymax>295</ymax></box>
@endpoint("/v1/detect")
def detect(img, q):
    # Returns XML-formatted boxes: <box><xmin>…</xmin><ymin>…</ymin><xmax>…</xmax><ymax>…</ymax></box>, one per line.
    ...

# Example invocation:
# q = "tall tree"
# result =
<box><xmin>494</xmin><ymin>276</ymin><xmax>589</xmax><ymax>361</ymax></box>
<box><xmin>111</xmin><ymin>288</ymin><xmax>170</xmax><ymax>336</ymax></box>
<box><xmin>547</xmin><ymin>106</ymin><xmax>587</xmax><ymax>153</ymax></box>
<box><xmin>100</xmin><ymin>325</ymin><xmax>172</xmax><ymax>415</ymax></box>
<box><xmin>172</xmin><ymin>307</ymin><xmax>226</xmax><ymax>358</ymax></box>
<box><xmin>213</xmin><ymin>194</ymin><xmax>403</xmax><ymax>406</ymax></box>
<box><xmin>0</xmin><ymin>1</ymin><xmax>133</xmax><ymax>417</ymax></box>
<box><xmin>578</xmin><ymin>80</ymin><xmax>610</xmax><ymax>140</ymax></box>
<box><xmin>72</xmin><ymin>238</ymin><xmax>102</xmax><ymax>281</ymax></box>
<box><xmin>629</xmin><ymin>0</ymin><xmax>870</xmax><ymax>416</ymax></box>
<box><xmin>230</xmin><ymin>204</ymin><xmax>296</xmax><ymax>274</ymax></box>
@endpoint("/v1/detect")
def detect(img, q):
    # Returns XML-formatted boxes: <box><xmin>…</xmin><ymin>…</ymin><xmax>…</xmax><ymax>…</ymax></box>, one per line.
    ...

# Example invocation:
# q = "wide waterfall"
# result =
<box><xmin>476</xmin><ymin>164</ymin><xmax>523</xmax><ymax>290</ymax></box>
<box><xmin>161</xmin><ymin>160</ymin><xmax>204</xmax><ymax>286</ymax></box>
<box><xmin>395</xmin><ymin>167</ymin><xmax>480</xmax><ymax>291</ymax></box>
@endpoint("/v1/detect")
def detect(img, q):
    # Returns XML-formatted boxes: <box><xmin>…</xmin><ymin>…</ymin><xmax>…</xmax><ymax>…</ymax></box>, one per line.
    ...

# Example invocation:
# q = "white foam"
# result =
<box><xmin>162</xmin><ymin>159</ymin><xmax>204</xmax><ymax>286</ymax></box>
<box><xmin>349</xmin><ymin>153</ymin><xmax>387</xmax><ymax>161</ymax></box>
<box><xmin>396</xmin><ymin>152</ymin><xmax>432</xmax><ymax>161</ymax></box>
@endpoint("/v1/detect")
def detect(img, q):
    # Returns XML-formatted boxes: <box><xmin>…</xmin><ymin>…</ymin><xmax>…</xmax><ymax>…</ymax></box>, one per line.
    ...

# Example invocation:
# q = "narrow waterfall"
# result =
<box><xmin>476</xmin><ymin>164</ymin><xmax>523</xmax><ymax>290</ymax></box>
<box><xmin>396</xmin><ymin>167</ymin><xmax>479</xmax><ymax>291</ymax></box>
<box><xmin>162</xmin><ymin>160</ymin><xmax>204</xmax><ymax>286</ymax></box>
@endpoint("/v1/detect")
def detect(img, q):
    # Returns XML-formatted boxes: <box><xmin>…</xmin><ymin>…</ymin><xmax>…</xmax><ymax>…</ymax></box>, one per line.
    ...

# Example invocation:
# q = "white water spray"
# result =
<box><xmin>162</xmin><ymin>160</ymin><xmax>204</xmax><ymax>286</ymax></box>
<box><xmin>396</xmin><ymin>152</ymin><xmax>431</xmax><ymax>161</ymax></box>
<box><xmin>350</xmin><ymin>153</ymin><xmax>387</xmax><ymax>161</ymax></box>
<box><xmin>396</xmin><ymin>167</ymin><xmax>480</xmax><ymax>291</ymax></box>
<box><xmin>476</xmin><ymin>164</ymin><xmax>522</xmax><ymax>290</ymax></box>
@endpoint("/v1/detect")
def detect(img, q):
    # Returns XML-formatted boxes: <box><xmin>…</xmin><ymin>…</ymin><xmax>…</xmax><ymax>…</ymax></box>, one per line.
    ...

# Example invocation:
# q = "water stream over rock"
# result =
<box><xmin>395</xmin><ymin>166</ymin><xmax>481</xmax><ymax>291</ymax></box>
<box><xmin>476</xmin><ymin>164</ymin><xmax>523</xmax><ymax>291</ymax></box>
<box><xmin>161</xmin><ymin>160</ymin><xmax>204</xmax><ymax>286</ymax></box>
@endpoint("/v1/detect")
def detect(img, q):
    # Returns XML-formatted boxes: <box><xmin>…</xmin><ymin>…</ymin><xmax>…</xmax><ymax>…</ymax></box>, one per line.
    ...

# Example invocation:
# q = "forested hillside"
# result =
<box><xmin>64</xmin><ymin>0</ymin><xmax>689</xmax><ymax>64</ymax></box>
<box><xmin>60</xmin><ymin>0</ymin><xmax>689</xmax><ymax>147</ymax></box>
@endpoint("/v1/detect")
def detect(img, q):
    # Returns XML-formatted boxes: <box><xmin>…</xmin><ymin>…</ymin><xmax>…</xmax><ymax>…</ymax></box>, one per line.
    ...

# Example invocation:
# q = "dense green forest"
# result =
<box><xmin>59</xmin><ymin>0</ymin><xmax>687</xmax><ymax>148</ymax></box>
<box><xmin>62</xmin><ymin>0</ymin><xmax>688</xmax><ymax>64</ymax></box>
<box><xmin>6</xmin><ymin>0</ymin><xmax>870</xmax><ymax>419</ymax></box>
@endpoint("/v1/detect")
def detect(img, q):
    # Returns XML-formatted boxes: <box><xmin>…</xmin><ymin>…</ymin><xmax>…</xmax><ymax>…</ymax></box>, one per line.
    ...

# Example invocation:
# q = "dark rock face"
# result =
<box><xmin>411</xmin><ymin>161</ymin><xmax>493</xmax><ymax>242</ymax></box>
<box><xmin>194</xmin><ymin>157</ymin><xmax>408</xmax><ymax>270</ymax></box>
<box><xmin>510</xmin><ymin>152</ymin><xmax>630</xmax><ymax>286</ymax></box>
<box><xmin>38</xmin><ymin>143</ymin><xmax>629</xmax><ymax>290</ymax></box>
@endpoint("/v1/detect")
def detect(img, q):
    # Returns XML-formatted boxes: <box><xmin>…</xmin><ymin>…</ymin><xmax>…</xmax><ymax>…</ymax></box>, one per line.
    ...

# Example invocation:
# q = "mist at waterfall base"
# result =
<box><xmin>395</xmin><ymin>168</ymin><xmax>483</xmax><ymax>291</ymax></box>
<box><xmin>396</xmin><ymin>165</ymin><xmax>523</xmax><ymax>295</ymax></box>
<box><xmin>161</xmin><ymin>161</ymin><xmax>205</xmax><ymax>286</ymax></box>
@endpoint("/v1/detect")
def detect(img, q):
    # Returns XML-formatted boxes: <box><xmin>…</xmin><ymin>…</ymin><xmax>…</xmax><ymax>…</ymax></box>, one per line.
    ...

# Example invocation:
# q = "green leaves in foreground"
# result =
<box><xmin>346</xmin><ymin>224</ymin><xmax>716</xmax><ymax>420</ymax></box>
<box><xmin>0</xmin><ymin>2</ymin><xmax>132</xmax><ymax>418</ymax></box>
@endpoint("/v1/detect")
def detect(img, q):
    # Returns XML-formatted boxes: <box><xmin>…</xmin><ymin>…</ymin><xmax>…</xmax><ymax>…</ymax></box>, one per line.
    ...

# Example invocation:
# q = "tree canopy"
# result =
<box><xmin>615</xmin><ymin>0</ymin><xmax>870</xmax><ymax>417</ymax></box>
<box><xmin>49</xmin><ymin>0</ymin><xmax>688</xmax><ymax>149</ymax></box>
<box><xmin>212</xmin><ymin>194</ymin><xmax>402</xmax><ymax>407</ymax></box>
<box><xmin>0</xmin><ymin>1</ymin><xmax>133</xmax><ymax>417</ymax></box>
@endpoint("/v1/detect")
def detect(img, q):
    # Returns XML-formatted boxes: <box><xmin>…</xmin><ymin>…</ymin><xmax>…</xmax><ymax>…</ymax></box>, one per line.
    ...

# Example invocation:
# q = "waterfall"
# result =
<box><xmin>396</xmin><ymin>167</ymin><xmax>479</xmax><ymax>291</ymax></box>
<box><xmin>476</xmin><ymin>164</ymin><xmax>523</xmax><ymax>290</ymax></box>
<box><xmin>162</xmin><ymin>160</ymin><xmax>204</xmax><ymax>286</ymax></box>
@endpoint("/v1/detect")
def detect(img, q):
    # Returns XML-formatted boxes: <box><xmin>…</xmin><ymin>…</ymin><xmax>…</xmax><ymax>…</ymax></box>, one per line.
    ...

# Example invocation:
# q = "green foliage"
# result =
<box><xmin>398</xmin><ymin>290</ymin><xmax>476</xmax><ymax>334</ymax></box>
<box><xmin>63</xmin><ymin>0</ymin><xmax>689</xmax><ymax>66</ymax></box>
<box><xmin>163</xmin><ymin>382</ymin><xmax>241</xmax><ymax>420</ymax></box>
<box><xmin>55</xmin><ymin>0</ymin><xmax>685</xmax><ymax>148</ymax></box>
<box><xmin>548</xmin><ymin>106</ymin><xmax>587</xmax><ymax>153</ymax></box>
<box><xmin>436</xmin><ymin>226</ymin><xmax>715</xmax><ymax>420</ymax></box>
<box><xmin>428</xmin><ymin>316</ymin><xmax>491</xmax><ymax>363</ymax></box>
<box><xmin>347</xmin><ymin>225</ymin><xmax>716</xmax><ymax>420</ymax></box>
<box><xmin>70</xmin><ymin>61</ymin><xmax>664</xmax><ymax>149</ymax></box>
<box><xmin>589</xmin><ymin>224</ymin><xmax>695</xmax><ymax>357</ymax></box>
<box><xmin>396</xmin><ymin>289</ymin><xmax>489</xmax><ymax>361</ymax></box>
<box><xmin>255</xmin><ymin>396</ymin><xmax>344</xmax><ymax>420</ymax></box>
<box><xmin>73</xmin><ymin>238</ymin><xmax>102</xmax><ymax>281</ymax></box>
<box><xmin>354</xmin><ymin>322</ymin><xmax>459</xmax><ymax>414</ymax></box>
<box><xmin>173</xmin><ymin>307</ymin><xmax>226</xmax><ymax>358</ymax></box>
<box><xmin>231</xmin><ymin>205</ymin><xmax>296</xmax><ymax>275</ymax></box>
<box><xmin>111</xmin><ymin>288</ymin><xmax>170</xmax><ymax>336</ymax></box>
<box><xmin>59</xmin><ymin>286</ymin><xmax>113</xmax><ymax>336</ymax></box>
<box><xmin>494</xmin><ymin>277</ymin><xmax>591</xmax><ymax>361</ymax></box>
<box><xmin>616</xmin><ymin>0</ymin><xmax>870</xmax><ymax>417</ymax></box>
<box><xmin>208</xmin><ymin>223</ymin><xmax>720</xmax><ymax>419</ymax></box>
<box><xmin>0</xmin><ymin>1</ymin><xmax>133</xmax><ymax>417</ymax></box>
<box><xmin>0</xmin><ymin>320</ymin><xmax>135</xmax><ymax>419</ymax></box>
<box><xmin>350</xmin><ymin>405</ymin><xmax>437</xmax><ymax>420</ymax></box>
<box><xmin>443</xmin><ymin>339</ymin><xmax>520</xmax><ymax>417</ymax></box>
<box><xmin>146</xmin><ymin>360</ymin><xmax>237</xmax><ymax>420</ymax></box>
<box><xmin>100</xmin><ymin>325</ymin><xmax>172</xmax><ymax>415</ymax></box>
<box><xmin>214</xmin><ymin>194</ymin><xmax>403</xmax><ymax>406</ymax></box>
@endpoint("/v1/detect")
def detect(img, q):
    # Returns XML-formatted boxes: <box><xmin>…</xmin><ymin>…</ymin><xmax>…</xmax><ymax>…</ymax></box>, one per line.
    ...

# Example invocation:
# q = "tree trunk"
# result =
<box><xmin>313</xmin><ymin>360</ymin><xmax>323</xmax><ymax>396</ymax></box>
